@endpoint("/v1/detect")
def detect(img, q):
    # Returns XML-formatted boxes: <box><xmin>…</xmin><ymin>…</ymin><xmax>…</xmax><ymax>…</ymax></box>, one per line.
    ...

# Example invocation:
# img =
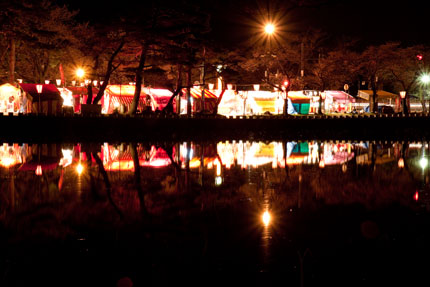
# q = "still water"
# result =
<box><xmin>1</xmin><ymin>140</ymin><xmax>430</xmax><ymax>286</ymax></box>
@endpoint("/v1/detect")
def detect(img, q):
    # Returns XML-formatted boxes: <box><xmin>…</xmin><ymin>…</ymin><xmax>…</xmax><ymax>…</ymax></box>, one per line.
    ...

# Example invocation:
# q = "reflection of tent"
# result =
<box><xmin>102</xmin><ymin>145</ymin><xmax>171</xmax><ymax>171</ymax></box>
<box><xmin>19</xmin><ymin>83</ymin><xmax>62</xmax><ymax>115</ymax></box>
<box><xmin>322</xmin><ymin>143</ymin><xmax>354</xmax><ymax>165</ymax></box>
<box><xmin>285</xmin><ymin>141</ymin><xmax>309</xmax><ymax>164</ymax></box>
<box><xmin>0</xmin><ymin>83</ymin><xmax>22</xmax><ymax>114</ymax></box>
<box><xmin>19</xmin><ymin>157</ymin><xmax>59</xmax><ymax>171</ymax></box>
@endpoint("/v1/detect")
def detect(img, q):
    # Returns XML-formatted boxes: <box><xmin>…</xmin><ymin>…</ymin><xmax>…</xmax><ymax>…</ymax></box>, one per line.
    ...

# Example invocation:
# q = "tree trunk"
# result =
<box><xmin>129</xmin><ymin>43</ymin><xmax>148</xmax><ymax>115</ymax></box>
<box><xmin>370</xmin><ymin>77</ymin><xmax>378</xmax><ymax>113</ymax></box>
<box><xmin>212</xmin><ymin>89</ymin><xmax>226</xmax><ymax>115</ymax></box>
<box><xmin>86</xmin><ymin>83</ymin><xmax>93</xmax><ymax>105</ymax></box>
<box><xmin>186</xmin><ymin>65</ymin><xmax>192</xmax><ymax>117</ymax></box>
<box><xmin>175</xmin><ymin>64</ymin><xmax>183</xmax><ymax>114</ymax></box>
<box><xmin>8</xmin><ymin>38</ymin><xmax>15</xmax><ymax>84</ymax></box>
<box><xmin>93</xmin><ymin>40</ymin><xmax>125</xmax><ymax>105</ymax></box>
<box><xmin>421</xmin><ymin>88</ymin><xmax>427</xmax><ymax>113</ymax></box>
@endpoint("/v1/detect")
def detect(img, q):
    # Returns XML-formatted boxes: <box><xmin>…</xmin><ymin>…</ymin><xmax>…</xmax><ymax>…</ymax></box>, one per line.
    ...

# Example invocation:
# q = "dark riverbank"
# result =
<box><xmin>1</xmin><ymin>113</ymin><xmax>430</xmax><ymax>143</ymax></box>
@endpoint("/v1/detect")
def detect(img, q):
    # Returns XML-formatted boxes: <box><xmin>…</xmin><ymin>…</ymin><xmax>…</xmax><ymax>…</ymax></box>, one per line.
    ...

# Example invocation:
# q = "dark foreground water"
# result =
<box><xmin>1</xmin><ymin>140</ymin><xmax>430</xmax><ymax>286</ymax></box>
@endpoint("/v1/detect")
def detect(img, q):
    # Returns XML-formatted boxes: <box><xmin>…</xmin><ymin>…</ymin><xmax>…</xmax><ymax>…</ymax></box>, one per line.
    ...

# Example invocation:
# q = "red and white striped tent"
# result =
<box><xmin>19</xmin><ymin>83</ymin><xmax>62</xmax><ymax>115</ymax></box>
<box><xmin>181</xmin><ymin>87</ymin><xmax>218</xmax><ymax>113</ymax></box>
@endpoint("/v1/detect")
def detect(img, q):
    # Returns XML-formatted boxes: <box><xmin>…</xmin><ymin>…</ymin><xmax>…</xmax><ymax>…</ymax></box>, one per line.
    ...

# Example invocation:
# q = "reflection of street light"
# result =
<box><xmin>419</xmin><ymin>157</ymin><xmax>428</xmax><ymax>169</ymax></box>
<box><xmin>76</xmin><ymin>162</ymin><xmax>84</xmax><ymax>175</ymax></box>
<box><xmin>262</xmin><ymin>210</ymin><xmax>271</xmax><ymax>227</ymax></box>
<box><xmin>400</xmin><ymin>91</ymin><xmax>407</xmax><ymax>115</ymax></box>
<box><xmin>36</xmin><ymin>84</ymin><xmax>42</xmax><ymax>115</ymax></box>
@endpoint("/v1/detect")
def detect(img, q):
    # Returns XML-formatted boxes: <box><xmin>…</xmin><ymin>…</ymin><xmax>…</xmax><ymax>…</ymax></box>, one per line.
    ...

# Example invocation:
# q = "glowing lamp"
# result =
<box><xmin>208</xmin><ymin>83</ymin><xmax>214</xmax><ymax>90</ymax></box>
<box><xmin>414</xmin><ymin>191</ymin><xmax>419</xmax><ymax>201</ymax></box>
<box><xmin>400</xmin><ymin>91</ymin><xmax>406</xmax><ymax>99</ymax></box>
<box><xmin>93</xmin><ymin>80</ymin><xmax>98</xmax><ymax>86</ymax></box>
<box><xmin>45</xmin><ymin>80</ymin><xmax>50</xmax><ymax>84</ymax></box>
<box><xmin>36</xmin><ymin>85</ymin><xmax>43</xmax><ymax>94</ymax></box>
<box><xmin>76</xmin><ymin>68</ymin><xmax>85</xmax><ymax>79</ymax></box>
<box><xmin>319</xmin><ymin>160</ymin><xmax>325</xmax><ymax>168</ymax></box>
<box><xmin>17</xmin><ymin>79</ymin><xmax>23</xmax><ymax>83</ymax></box>
<box><xmin>253</xmin><ymin>84</ymin><xmax>260</xmax><ymax>91</ymax></box>
<box><xmin>56</xmin><ymin>79</ymin><xmax>61</xmax><ymax>86</ymax></box>
<box><xmin>321</xmin><ymin>92</ymin><xmax>326</xmax><ymax>100</ymax></box>
<box><xmin>264</xmin><ymin>23</ymin><xmax>275</xmax><ymax>35</ymax></box>
<box><xmin>227</xmin><ymin>84</ymin><xmax>233</xmax><ymax>90</ymax></box>
<box><xmin>71</xmin><ymin>80</ymin><xmax>76</xmax><ymax>86</ymax></box>
<box><xmin>420</xmin><ymin>74</ymin><xmax>430</xmax><ymax>84</ymax></box>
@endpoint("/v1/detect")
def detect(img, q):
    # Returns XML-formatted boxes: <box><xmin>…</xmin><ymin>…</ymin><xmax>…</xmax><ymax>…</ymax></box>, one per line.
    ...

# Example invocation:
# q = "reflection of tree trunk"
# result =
<box><xmin>185</xmin><ymin>142</ymin><xmax>190</xmax><ymax>192</ymax></box>
<box><xmin>369</xmin><ymin>142</ymin><xmax>376</xmax><ymax>174</ymax></box>
<box><xmin>351</xmin><ymin>145</ymin><xmax>358</xmax><ymax>177</ymax></box>
<box><xmin>199</xmin><ymin>143</ymin><xmax>204</xmax><ymax>186</ymax></box>
<box><xmin>92</xmin><ymin>152</ymin><xmax>123</xmax><ymax>220</ymax></box>
<box><xmin>10</xmin><ymin>169</ymin><xmax>15</xmax><ymax>211</ymax></box>
<box><xmin>164</xmin><ymin>143</ymin><xmax>182</xmax><ymax>192</ymax></box>
<box><xmin>130</xmin><ymin>143</ymin><xmax>148</xmax><ymax>216</ymax></box>
<box><xmin>283</xmin><ymin>141</ymin><xmax>289</xmax><ymax>184</ymax></box>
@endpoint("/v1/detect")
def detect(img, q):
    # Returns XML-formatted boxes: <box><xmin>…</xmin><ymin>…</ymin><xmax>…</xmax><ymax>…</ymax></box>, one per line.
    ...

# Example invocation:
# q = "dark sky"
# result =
<box><xmin>60</xmin><ymin>0</ymin><xmax>429</xmax><ymax>47</ymax></box>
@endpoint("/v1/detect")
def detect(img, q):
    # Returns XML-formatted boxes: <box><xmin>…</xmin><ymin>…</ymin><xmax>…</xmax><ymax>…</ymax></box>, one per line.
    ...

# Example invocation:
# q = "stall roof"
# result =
<box><xmin>184</xmin><ymin>88</ymin><xmax>218</xmax><ymax>99</ymax></box>
<box><xmin>19</xmin><ymin>83</ymin><xmax>60</xmax><ymax>101</ymax></box>
<box><xmin>324</xmin><ymin>90</ymin><xmax>355</xmax><ymax>102</ymax></box>
<box><xmin>358</xmin><ymin>90</ymin><xmax>398</xmax><ymax>100</ymax></box>
<box><xmin>105</xmin><ymin>85</ymin><xmax>146</xmax><ymax>97</ymax></box>
<box><xmin>66</xmin><ymin>86</ymin><xmax>99</xmax><ymax>95</ymax></box>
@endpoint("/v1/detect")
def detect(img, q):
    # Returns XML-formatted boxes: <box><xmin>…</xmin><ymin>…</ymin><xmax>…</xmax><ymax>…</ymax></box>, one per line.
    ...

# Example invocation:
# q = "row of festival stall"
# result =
<box><xmin>0</xmin><ymin>82</ymin><xmax>359</xmax><ymax>116</ymax></box>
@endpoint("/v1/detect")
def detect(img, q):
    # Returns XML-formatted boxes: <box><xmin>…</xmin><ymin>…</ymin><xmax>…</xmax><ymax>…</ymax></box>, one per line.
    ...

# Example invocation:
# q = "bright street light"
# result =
<box><xmin>264</xmin><ymin>23</ymin><xmax>275</xmax><ymax>35</ymax></box>
<box><xmin>420</xmin><ymin>73</ymin><xmax>430</xmax><ymax>84</ymax></box>
<box><xmin>76</xmin><ymin>68</ymin><xmax>85</xmax><ymax>79</ymax></box>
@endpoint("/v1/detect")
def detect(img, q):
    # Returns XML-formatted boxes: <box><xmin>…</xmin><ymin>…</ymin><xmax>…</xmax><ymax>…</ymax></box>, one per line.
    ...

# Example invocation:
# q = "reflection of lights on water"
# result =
<box><xmin>215</xmin><ymin>176</ymin><xmax>222</xmax><ymax>186</ymax></box>
<box><xmin>419</xmin><ymin>157</ymin><xmax>428</xmax><ymax>169</ymax></box>
<box><xmin>342</xmin><ymin>163</ymin><xmax>347</xmax><ymax>173</ymax></box>
<box><xmin>414</xmin><ymin>191</ymin><xmax>419</xmax><ymax>201</ymax></box>
<box><xmin>262</xmin><ymin>210</ymin><xmax>271</xmax><ymax>227</ymax></box>
<box><xmin>76</xmin><ymin>163</ymin><xmax>84</xmax><ymax>175</ymax></box>
<box><xmin>35</xmin><ymin>165</ymin><xmax>42</xmax><ymax>176</ymax></box>
<box><xmin>398</xmin><ymin>158</ymin><xmax>404</xmax><ymax>168</ymax></box>
<box><xmin>1</xmin><ymin>157</ymin><xmax>15</xmax><ymax>167</ymax></box>
<box><xmin>59</xmin><ymin>149</ymin><xmax>73</xmax><ymax>167</ymax></box>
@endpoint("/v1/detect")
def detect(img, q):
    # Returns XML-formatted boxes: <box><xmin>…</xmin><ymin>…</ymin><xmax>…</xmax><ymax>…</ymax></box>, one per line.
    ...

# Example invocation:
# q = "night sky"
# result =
<box><xmin>59</xmin><ymin>0</ymin><xmax>429</xmax><ymax>47</ymax></box>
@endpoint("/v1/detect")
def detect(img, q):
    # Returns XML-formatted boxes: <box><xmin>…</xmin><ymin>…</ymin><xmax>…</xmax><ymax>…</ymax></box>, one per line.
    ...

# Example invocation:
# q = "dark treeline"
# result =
<box><xmin>1</xmin><ymin>0</ymin><xmax>429</xmax><ymax>113</ymax></box>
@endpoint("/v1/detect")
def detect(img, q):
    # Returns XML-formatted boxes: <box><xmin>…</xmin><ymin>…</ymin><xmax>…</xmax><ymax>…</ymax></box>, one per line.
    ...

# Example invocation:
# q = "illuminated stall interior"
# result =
<box><xmin>0</xmin><ymin>83</ymin><xmax>23</xmax><ymax>114</ymax></box>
